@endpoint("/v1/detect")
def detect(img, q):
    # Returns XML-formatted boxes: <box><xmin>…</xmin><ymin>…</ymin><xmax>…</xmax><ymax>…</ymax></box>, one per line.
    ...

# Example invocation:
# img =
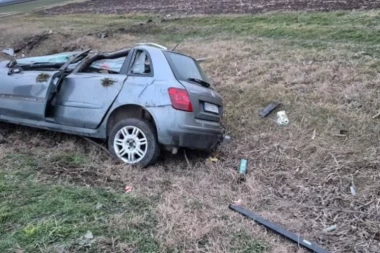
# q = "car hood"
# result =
<box><xmin>0</xmin><ymin>61</ymin><xmax>8</xmax><ymax>67</ymax></box>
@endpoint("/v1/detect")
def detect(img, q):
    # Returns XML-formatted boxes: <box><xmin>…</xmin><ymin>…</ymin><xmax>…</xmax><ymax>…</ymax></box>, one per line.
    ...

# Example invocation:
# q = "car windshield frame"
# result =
<box><xmin>163</xmin><ymin>51</ymin><xmax>211</xmax><ymax>85</ymax></box>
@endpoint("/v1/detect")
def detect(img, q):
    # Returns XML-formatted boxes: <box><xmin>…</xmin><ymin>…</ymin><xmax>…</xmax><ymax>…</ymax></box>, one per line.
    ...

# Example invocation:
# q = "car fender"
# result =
<box><xmin>100</xmin><ymin>80</ymin><xmax>175</xmax><ymax>139</ymax></box>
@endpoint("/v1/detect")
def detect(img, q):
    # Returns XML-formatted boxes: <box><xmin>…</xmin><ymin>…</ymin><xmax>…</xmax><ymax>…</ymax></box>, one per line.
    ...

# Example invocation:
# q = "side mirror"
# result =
<box><xmin>2</xmin><ymin>48</ymin><xmax>15</xmax><ymax>57</ymax></box>
<box><xmin>3</xmin><ymin>48</ymin><xmax>18</xmax><ymax>75</ymax></box>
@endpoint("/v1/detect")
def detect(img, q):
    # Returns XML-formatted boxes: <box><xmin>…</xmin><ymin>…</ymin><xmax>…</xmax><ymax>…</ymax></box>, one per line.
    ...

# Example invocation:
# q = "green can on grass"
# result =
<box><xmin>239</xmin><ymin>159</ymin><xmax>247</xmax><ymax>175</ymax></box>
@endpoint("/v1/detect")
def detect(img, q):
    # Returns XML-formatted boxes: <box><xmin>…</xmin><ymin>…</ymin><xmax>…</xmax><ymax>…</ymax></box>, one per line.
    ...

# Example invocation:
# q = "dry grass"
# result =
<box><xmin>1</xmin><ymin>12</ymin><xmax>380</xmax><ymax>252</ymax></box>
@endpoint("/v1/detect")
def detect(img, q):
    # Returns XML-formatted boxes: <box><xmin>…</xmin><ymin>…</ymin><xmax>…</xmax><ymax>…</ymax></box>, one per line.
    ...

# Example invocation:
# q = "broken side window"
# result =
<box><xmin>130</xmin><ymin>50</ymin><xmax>152</xmax><ymax>75</ymax></box>
<box><xmin>78</xmin><ymin>50</ymin><xmax>130</xmax><ymax>74</ymax></box>
<box><xmin>88</xmin><ymin>57</ymin><xmax>126</xmax><ymax>74</ymax></box>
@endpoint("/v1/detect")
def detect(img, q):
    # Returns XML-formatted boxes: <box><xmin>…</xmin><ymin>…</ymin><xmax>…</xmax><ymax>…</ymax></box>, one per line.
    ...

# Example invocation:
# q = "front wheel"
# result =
<box><xmin>108</xmin><ymin>118</ymin><xmax>160</xmax><ymax>167</ymax></box>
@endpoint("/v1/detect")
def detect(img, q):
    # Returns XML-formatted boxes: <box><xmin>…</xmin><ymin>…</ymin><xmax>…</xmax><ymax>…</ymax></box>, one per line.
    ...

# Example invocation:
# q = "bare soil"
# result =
<box><xmin>13</xmin><ymin>33</ymin><xmax>50</xmax><ymax>53</ymax></box>
<box><xmin>44</xmin><ymin>0</ymin><xmax>380</xmax><ymax>15</ymax></box>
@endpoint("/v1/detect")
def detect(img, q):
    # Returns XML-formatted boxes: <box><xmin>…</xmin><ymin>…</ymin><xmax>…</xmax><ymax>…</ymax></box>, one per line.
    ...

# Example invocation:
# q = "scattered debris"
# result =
<box><xmin>78</xmin><ymin>230</ymin><xmax>96</xmax><ymax>247</ymax></box>
<box><xmin>350</xmin><ymin>186</ymin><xmax>357</xmax><ymax>196</ymax></box>
<box><xmin>334</xmin><ymin>130</ymin><xmax>348</xmax><ymax>138</ymax></box>
<box><xmin>36</xmin><ymin>73</ymin><xmax>51</xmax><ymax>83</ymax></box>
<box><xmin>84</xmin><ymin>230</ymin><xmax>94</xmax><ymax>240</ymax></box>
<box><xmin>239</xmin><ymin>159</ymin><xmax>247</xmax><ymax>175</ymax></box>
<box><xmin>209</xmin><ymin>157</ymin><xmax>219</xmax><ymax>162</ymax></box>
<box><xmin>96</xmin><ymin>203</ymin><xmax>103</xmax><ymax>210</ymax></box>
<box><xmin>259</xmin><ymin>102</ymin><xmax>281</xmax><ymax>118</ymax></box>
<box><xmin>13</xmin><ymin>34</ymin><xmax>49</xmax><ymax>53</ymax></box>
<box><xmin>222</xmin><ymin>135</ymin><xmax>231</xmax><ymax>145</ymax></box>
<box><xmin>101</xmin><ymin>78</ymin><xmax>116</xmax><ymax>87</ymax></box>
<box><xmin>229</xmin><ymin>204</ymin><xmax>330</xmax><ymax>253</ymax></box>
<box><xmin>233</xmin><ymin>199</ymin><xmax>242</xmax><ymax>206</ymax></box>
<box><xmin>238</xmin><ymin>159</ymin><xmax>248</xmax><ymax>182</ymax></box>
<box><xmin>323</xmin><ymin>225</ymin><xmax>337</xmax><ymax>232</ymax></box>
<box><xmin>171</xmin><ymin>147</ymin><xmax>178</xmax><ymax>155</ymax></box>
<box><xmin>311</xmin><ymin>129</ymin><xmax>316</xmax><ymax>140</ymax></box>
<box><xmin>276</xmin><ymin>111</ymin><xmax>289</xmax><ymax>125</ymax></box>
<box><xmin>124</xmin><ymin>186</ymin><xmax>133</xmax><ymax>193</ymax></box>
<box><xmin>350</xmin><ymin>176</ymin><xmax>357</xmax><ymax>196</ymax></box>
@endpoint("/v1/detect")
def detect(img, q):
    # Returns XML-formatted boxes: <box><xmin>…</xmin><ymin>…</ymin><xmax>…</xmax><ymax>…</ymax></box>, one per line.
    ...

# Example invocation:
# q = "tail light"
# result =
<box><xmin>168</xmin><ymin>88</ymin><xmax>193</xmax><ymax>112</ymax></box>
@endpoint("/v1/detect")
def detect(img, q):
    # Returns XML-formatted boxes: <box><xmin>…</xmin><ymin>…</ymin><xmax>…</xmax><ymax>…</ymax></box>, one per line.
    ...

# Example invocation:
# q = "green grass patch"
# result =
<box><xmin>0</xmin><ymin>0</ymin><xmax>83</xmax><ymax>14</ymax></box>
<box><xmin>160</xmin><ymin>11</ymin><xmax>380</xmax><ymax>46</ymax></box>
<box><xmin>231</xmin><ymin>232</ymin><xmax>267</xmax><ymax>253</ymax></box>
<box><xmin>21</xmin><ymin>10</ymin><xmax>380</xmax><ymax>56</ymax></box>
<box><xmin>0</xmin><ymin>168</ymin><xmax>159</xmax><ymax>252</ymax></box>
<box><xmin>48</xmin><ymin>153</ymin><xmax>88</xmax><ymax>167</ymax></box>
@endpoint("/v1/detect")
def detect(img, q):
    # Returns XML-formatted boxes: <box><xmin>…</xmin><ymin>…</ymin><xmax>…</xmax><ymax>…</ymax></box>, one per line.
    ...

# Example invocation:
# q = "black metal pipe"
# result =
<box><xmin>229</xmin><ymin>204</ymin><xmax>330</xmax><ymax>253</ymax></box>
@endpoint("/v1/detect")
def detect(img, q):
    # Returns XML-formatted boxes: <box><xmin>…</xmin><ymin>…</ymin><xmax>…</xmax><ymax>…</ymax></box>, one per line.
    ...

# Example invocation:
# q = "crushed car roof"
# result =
<box><xmin>13</xmin><ymin>44</ymin><xmax>169</xmax><ymax>73</ymax></box>
<box><xmin>17</xmin><ymin>51</ymin><xmax>126</xmax><ymax>73</ymax></box>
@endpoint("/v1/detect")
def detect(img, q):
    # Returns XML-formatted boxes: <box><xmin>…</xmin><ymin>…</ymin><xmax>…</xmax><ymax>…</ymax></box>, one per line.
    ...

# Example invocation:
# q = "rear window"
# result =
<box><xmin>164</xmin><ymin>51</ymin><xmax>211</xmax><ymax>84</ymax></box>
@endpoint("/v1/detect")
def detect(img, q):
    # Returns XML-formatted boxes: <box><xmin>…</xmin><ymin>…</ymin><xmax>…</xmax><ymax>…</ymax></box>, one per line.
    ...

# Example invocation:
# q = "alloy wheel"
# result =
<box><xmin>113</xmin><ymin>126</ymin><xmax>148</xmax><ymax>164</ymax></box>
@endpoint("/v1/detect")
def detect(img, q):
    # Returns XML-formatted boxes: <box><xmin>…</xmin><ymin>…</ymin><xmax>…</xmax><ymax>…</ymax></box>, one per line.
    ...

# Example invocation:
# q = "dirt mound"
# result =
<box><xmin>13</xmin><ymin>33</ymin><xmax>50</xmax><ymax>53</ymax></box>
<box><xmin>44</xmin><ymin>0</ymin><xmax>380</xmax><ymax>15</ymax></box>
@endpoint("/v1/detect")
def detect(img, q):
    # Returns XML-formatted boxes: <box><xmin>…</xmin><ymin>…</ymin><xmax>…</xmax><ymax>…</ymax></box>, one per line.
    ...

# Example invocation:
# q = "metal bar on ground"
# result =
<box><xmin>229</xmin><ymin>204</ymin><xmax>330</xmax><ymax>253</ymax></box>
<box><xmin>259</xmin><ymin>102</ymin><xmax>281</xmax><ymax>118</ymax></box>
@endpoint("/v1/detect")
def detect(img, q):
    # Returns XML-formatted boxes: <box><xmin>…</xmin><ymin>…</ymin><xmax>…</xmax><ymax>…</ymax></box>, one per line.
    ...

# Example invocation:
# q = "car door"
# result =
<box><xmin>53</xmin><ymin>49</ymin><xmax>155</xmax><ymax>129</ymax></box>
<box><xmin>53</xmin><ymin>73</ymin><xmax>127</xmax><ymax>129</ymax></box>
<box><xmin>0</xmin><ymin>49</ymin><xmax>91</xmax><ymax>122</ymax></box>
<box><xmin>0</xmin><ymin>66</ymin><xmax>57</xmax><ymax>121</ymax></box>
<box><xmin>120</xmin><ymin>48</ymin><xmax>156</xmax><ymax>101</ymax></box>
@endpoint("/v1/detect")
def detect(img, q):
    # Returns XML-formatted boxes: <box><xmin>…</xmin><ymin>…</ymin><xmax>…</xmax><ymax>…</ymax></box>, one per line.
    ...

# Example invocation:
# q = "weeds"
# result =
<box><xmin>0</xmin><ymin>170</ymin><xmax>159</xmax><ymax>252</ymax></box>
<box><xmin>36</xmin><ymin>72</ymin><xmax>51</xmax><ymax>83</ymax></box>
<box><xmin>101</xmin><ymin>78</ymin><xmax>117</xmax><ymax>87</ymax></box>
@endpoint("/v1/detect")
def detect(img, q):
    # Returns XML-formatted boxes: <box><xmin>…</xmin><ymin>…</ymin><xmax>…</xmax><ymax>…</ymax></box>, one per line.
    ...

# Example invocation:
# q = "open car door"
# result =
<box><xmin>52</xmin><ymin>48</ymin><xmax>131</xmax><ymax>129</ymax></box>
<box><xmin>0</xmin><ymin>49</ymin><xmax>91</xmax><ymax>122</ymax></box>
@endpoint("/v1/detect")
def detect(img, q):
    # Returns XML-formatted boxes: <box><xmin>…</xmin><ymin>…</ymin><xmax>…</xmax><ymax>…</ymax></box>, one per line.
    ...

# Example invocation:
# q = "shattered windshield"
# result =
<box><xmin>16</xmin><ymin>52</ymin><xmax>79</xmax><ymax>65</ymax></box>
<box><xmin>14</xmin><ymin>52</ymin><xmax>126</xmax><ymax>73</ymax></box>
<box><xmin>164</xmin><ymin>51</ymin><xmax>211</xmax><ymax>85</ymax></box>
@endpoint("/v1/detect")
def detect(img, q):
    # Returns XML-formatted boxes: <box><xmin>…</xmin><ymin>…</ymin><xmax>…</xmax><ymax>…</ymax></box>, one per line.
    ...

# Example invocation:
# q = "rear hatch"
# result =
<box><xmin>164</xmin><ymin>51</ymin><xmax>223</xmax><ymax>122</ymax></box>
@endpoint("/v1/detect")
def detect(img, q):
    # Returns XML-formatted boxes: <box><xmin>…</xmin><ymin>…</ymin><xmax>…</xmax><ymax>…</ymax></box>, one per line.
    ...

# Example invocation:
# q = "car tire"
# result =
<box><xmin>108</xmin><ymin>118</ymin><xmax>160</xmax><ymax>167</ymax></box>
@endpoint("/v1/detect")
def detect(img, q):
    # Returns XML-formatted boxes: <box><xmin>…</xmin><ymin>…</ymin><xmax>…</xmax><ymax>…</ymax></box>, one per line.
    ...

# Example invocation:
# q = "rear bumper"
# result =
<box><xmin>147</xmin><ymin>106</ymin><xmax>224</xmax><ymax>150</ymax></box>
<box><xmin>169</xmin><ymin>123</ymin><xmax>223</xmax><ymax>150</ymax></box>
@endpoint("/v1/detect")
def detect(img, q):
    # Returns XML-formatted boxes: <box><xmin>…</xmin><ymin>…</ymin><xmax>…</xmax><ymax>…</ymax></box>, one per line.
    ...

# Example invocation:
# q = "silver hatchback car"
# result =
<box><xmin>0</xmin><ymin>43</ymin><xmax>225</xmax><ymax>166</ymax></box>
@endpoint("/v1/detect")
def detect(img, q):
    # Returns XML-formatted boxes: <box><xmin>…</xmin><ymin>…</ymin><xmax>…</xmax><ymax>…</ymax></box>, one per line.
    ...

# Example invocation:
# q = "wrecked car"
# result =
<box><xmin>0</xmin><ymin>43</ymin><xmax>226</xmax><ymax>167</ymax></box>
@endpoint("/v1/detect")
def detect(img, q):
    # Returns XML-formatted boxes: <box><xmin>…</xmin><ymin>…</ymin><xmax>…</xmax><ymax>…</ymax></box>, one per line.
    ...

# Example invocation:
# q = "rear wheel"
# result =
<box><xmin>108</xmin><ymin>118</ymin><xmax>160</xmax><ymax>167</ymax></box>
